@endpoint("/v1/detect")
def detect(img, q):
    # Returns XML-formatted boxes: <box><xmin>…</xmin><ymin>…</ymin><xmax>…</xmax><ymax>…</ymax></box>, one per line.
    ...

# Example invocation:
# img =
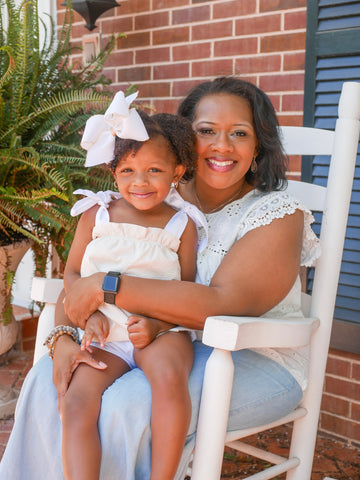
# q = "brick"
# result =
<box><xmin>119</xmin><ymin>0</ymin><xmax>151</xmax><ymax>14</ymax></box>
<box><xmin>103</xmin><ymin>68</ymin><xmax>116</xmax><ymax>84</ymax></box>
<box><xmin>284</xmin><ymin>10</ymin><xmax>307</xmax><ymax>30</ymax></box>
<box><xmin>214</xmin><ymin>38</ymin><xmax>258</xmax><ymax>57</ymax></box>
<box><xmin>172</xmin><ymin>5</ymin><xmax>210</xmax><ymax>25</ymax></box>
<box><xmin>192</xmin><ymin>20</ymin><xmax>233</xmax><ymax>41</ymax></box>
<box><xmin>276</xmin><ymin>114</ymin><xmax>303</xmax><ymax>126</ymax></box>
<box><xmin>235</xmin><ymin>15</ymin><xmax>281</xmax><ymax>35</ymax></box>
<box><xmin>136</xmin><ymin>47</ymin><xmax>170</xmax><ymax>64</ymax></box>
<box><xmin>192</xmin><ymin>59</ymin><xmax>234</xmax><ymax>77</ymax></box>
<box><xmin>353</xmin><ymin>363</ymin><xmax>360</xmax><ymax>381</ymax></box>
<box><xmin>152</xmin><ymin>99</ymin><xmax>179</xmax><ymax>114</ymax></box>
<box><xmin>282</xmin><ymin>94</ymin><xmax>304</xmax><ymax>112</ymax></box>
<box><xmin>213</xmin><ymin>0</ymin><xmax>255</xmax><ymax>18</ymax></box>
<box><xmin>153</xmin><ymin>26</ymin><xmax>189</xmax><ymax>45</ymax></box>
<box><xmin>117</xmin><ymin>66</ymin><xmax>151</xmax><ymax>82</ymax></box>
<box><xmin>260</xmin><ymin>0</ymin><xmax>306</xmax><ymax>13</ymax></box>
<box><xmin>133</xmin><ymin>82</ymin><xmax>171</xmax><ymax>98</ymax></box>
<box><xmin>286</xmin><ymin>172</ymin><xmax>301</xmax><ymax>181</ymax></box>
<box><xmin>135</xmin><ymin>11</ymin><xmax>169</xmax><ymax>30</ymax></box>
<box><xmin>259</xmin><ymin>74</ymin><xmax>305</xmax><ymax>93</ymax></box>
<box><xmin>117</xmin><ymin>31</ymin><xmax>150</xmax><ymax>49</ymax></box>
<box><xmin>69</xmin><ymin>21</ymin><xmax>90</xmax><ymax>40</ymax></box>
<box><xmin>0</xmin><ymin>371</ymin><xmax>17</xmax><ymax>386</ymax></box>
<box><xmin>104</xmin><ymin>51</ymin><xmax>134</xmax><ymax>67</ymax></box>
<box><xmin>267</xmin><ymin>94</ymin><xmax>280</xmax><ymax>111</ymax></box>
<box><xmin>283</xmin><ymin>52</ymin><xmax>305</xmax><ymax>71</ymax></box>
<box><xmin>101</xmin><ymin>17</ymin><xmax>133</xmax><ymax>34</ymax></box>
<box><xmin>287</xmin><ymin>155</ymin><xmax>301</xmax><ymax>172</ymax></box>
<box><xmin>329</xmin><ymin>349</ymin><xmax>360</xmax><ymax>362</ymax></box>
<box><xmin>173</xmin><ymin>43</ymin><xmax>211</xmax><ymax>61</ymax></box>
<box><xmin>326</xmin><ymin>355</ymin><xmax>351</xmax><ymax>378</ymax></box>
<box><xmin>153</xmin><ymin>0</ymin><xmax>188</xmax><ymax>8</ymax></box>
<box><xmin>172</xmin><ymin>79</ymin><xmax>203</xmax><ymax>98</ymax></box>
<box><xmin>235</xmin><ymin>55</ymin><xmax>281</xmax><ymax>74</ymax></box>
<box><xmin>351</xmin><ymin>402</ymin><xmax>360</xmax><ymax>422</ymax></box>
<box><xmin>321</xmin><ymin>412</ymin><xmax>360</xmax><ymax>442</ymax></box>
<box><xmin>325</xmin><ymin>376</ymin><xmax>360</xmax><ymax>402</ymax></box>
<box><xmin>154</xmin><ymin>63</ymin><xmax>189</xmax><ymax>80</ymax></box>
<box><xmin>21</xmin><ymin>339</ymin><xmax>36</xmax><ymax>352</ymax></box>
<box><xmin>321</xmin><ymin>393</ymin><xmax>351</xmax><ymax>417</ymax></box>
<box><xmin>261</xmin><ymin>32</ymin><xmax>306</xmax><ymax>53</ymax></box>
<box><xmin>20</xmin><ymin>318</ymin><xmax>38</xmax><ymax>339</ymax></box>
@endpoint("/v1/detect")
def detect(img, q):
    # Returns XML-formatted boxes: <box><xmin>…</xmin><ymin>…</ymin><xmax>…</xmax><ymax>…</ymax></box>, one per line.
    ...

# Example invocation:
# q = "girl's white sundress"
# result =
<box><xmin>71</xmin><ymin>187</ymin><xmax>207</xmax><ymax>344</ymax></box>
<box><xmin>81</xmin><ymin>210</ymin><xmax>188</xmax><ymax>343</ymax></box>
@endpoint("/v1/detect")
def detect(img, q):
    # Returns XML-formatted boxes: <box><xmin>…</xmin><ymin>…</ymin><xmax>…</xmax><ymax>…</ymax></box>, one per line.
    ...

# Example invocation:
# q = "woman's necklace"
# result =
<box><xmin>193</xmin><ymin>186</ymin><xmax>242</xmax><ymax>214</ymax></box>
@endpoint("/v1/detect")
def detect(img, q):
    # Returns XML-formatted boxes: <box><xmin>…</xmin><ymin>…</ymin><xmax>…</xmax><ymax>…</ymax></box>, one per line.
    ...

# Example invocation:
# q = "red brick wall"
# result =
<box><xmin>55</xmin><ymin>0</ymin><xmax>360</xmax><ymax>446</ymax></box>
<box><xmin>322</xmin><ymin>349</ymin><xmax>360</xmax><ymax>446</ymax></box>
<box><xmin>57</xmin><ymin>0</ymin><xmax>307</xmax><ymax>179</ymax></box>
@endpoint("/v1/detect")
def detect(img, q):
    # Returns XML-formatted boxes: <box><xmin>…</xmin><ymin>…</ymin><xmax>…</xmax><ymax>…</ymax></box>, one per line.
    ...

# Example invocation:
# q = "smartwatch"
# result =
<box><xmin>102</xmin><ymin>271</ymin><xmax>121</xmax><ymax>304</ymax></box>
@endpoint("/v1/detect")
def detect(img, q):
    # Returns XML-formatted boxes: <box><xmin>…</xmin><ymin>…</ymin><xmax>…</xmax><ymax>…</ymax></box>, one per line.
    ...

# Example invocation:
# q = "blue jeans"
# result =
<box><xmin>0</xmin><ymin>342</ymin><xmax>302</xmax><ymax>480</ymax></box>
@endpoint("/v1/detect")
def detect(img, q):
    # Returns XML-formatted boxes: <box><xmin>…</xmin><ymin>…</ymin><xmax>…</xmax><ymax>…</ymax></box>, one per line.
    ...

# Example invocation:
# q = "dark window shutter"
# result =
<box><xmin>304</xmin><ymin>1</ymin><xmax>360</xmax><ymax>351</ymax></box>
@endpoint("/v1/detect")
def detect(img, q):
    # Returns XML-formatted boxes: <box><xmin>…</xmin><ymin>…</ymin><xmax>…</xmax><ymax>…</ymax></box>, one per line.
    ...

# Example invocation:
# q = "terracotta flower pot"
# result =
<box><xmin>0</xmin><ymin>240</ymin><xmax>33</xmax><ymax>356</ymax></box>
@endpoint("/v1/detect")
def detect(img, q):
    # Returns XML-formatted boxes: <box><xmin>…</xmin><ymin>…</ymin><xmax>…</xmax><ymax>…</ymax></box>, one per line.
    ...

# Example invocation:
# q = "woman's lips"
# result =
<box><xmin>206</xmin><ymin>158</ymin><xmax>236</xmax><ymax>172</ymax></box>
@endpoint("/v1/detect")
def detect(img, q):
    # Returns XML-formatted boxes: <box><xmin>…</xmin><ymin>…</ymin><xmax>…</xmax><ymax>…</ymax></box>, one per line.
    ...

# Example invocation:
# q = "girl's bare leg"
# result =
<box><xmin>60</xmin><ymin>348</ymin><xmax>130</xmax><ymax>480</ymax></box>
<box><xmin>134</xmin><ymin>332</ymin><xmax>193</xmax><ymax>480</ymax></box>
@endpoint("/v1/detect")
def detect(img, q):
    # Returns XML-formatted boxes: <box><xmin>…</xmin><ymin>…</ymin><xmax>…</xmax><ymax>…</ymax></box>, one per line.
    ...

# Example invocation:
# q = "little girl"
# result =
<box><xmin>46</xmin><ymin>91</ymin><xmax>206</xmax><ymax>480</ymax></box>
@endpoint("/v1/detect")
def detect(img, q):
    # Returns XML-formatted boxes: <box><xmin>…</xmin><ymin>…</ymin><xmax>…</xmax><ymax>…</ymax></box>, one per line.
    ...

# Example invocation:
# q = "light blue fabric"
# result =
<box><xmin>0</xmin><ymin>342</ymin><xmax>302</xmax><ymax>480</ymax></box>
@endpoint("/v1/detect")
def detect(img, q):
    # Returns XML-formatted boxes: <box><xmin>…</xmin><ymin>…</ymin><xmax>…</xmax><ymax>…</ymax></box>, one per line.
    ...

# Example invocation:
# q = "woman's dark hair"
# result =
<box><xmin>177</xmin><ymin>76</ymin><xmax>288</xmax><ymax>191</ymax></box>
<box><xmin>110</xmin><ymin>110</ymin><xmax>197</xmax><ymax>182</ymax></box>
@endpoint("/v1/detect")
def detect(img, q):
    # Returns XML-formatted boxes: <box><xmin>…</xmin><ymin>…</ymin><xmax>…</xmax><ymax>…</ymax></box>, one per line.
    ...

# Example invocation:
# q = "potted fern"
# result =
<box><xmin>0</xmin><ymin>0</ymin><xmax>116</xmax><ymax>353</ymax></box>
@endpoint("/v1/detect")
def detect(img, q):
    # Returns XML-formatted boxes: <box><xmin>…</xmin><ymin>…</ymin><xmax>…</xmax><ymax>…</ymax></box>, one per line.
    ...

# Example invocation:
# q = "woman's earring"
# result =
<box><xmin>171</xmin><ymin>181</ymin><xmax>179</xmax><ymax>188</ymax></box>
<box><xmin>114</xmin><ymin>180</ymin><xmax>118</xmax><ymax>189</ymax></box>
<box><xmin>250</xmin><ymin>157</ymin><xmax>258</xmax><ymax>173</ymax></box>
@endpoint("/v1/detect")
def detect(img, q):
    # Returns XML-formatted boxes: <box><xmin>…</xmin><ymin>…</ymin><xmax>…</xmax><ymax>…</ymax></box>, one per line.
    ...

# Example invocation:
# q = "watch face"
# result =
<box><xmin>103</xmin><ymin>275</ymin><xmax>120</xmax><ymax>293</ymax></box>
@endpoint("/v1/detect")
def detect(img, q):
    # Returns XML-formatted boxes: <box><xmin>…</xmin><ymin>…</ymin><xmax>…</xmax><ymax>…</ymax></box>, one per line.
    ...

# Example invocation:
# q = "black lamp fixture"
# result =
<box><xmin>62</xmin><ymin>0</ymin><xmax>119</xmax><ymax>31</ymax></box>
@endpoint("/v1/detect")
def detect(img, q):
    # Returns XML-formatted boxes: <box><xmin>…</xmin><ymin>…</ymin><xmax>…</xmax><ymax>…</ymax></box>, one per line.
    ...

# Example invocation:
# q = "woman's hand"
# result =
<box><xmin>63</xmin><ymin>273</ymin><xmax>105</xmax><ymax>329</ymax></box>
<box><xmin>52</xmin><ymin>334</ymin><xmax>107</xmax><ymax>414</ymax></box>
<box><xmin>127</xmin><ymin>315</ymin><xmax>174</xmax><ymax>349</ymax></box>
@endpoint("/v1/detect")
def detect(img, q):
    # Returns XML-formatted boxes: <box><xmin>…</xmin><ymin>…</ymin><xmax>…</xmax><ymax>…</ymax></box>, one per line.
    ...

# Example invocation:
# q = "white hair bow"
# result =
<box><xmin>81</xmin><ymin>91</ymin><xmax>149</xmax><ymax>167</ymax></box>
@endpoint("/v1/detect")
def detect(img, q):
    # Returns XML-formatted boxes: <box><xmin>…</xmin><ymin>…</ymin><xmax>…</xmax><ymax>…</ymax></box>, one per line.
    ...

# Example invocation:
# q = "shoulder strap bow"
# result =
<box><xmin>165</xmin><ymin>188</ymin><xmax>208</xmax><ymax>252</ymax></box>
<box><xmin>70</xmin><ymin>189</ymin><xmax>122</xmax><ymax>224</ymax></box>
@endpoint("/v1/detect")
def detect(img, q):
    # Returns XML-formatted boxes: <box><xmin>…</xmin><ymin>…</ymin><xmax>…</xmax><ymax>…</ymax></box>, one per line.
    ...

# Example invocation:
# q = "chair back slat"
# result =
<box><xmin>280</xmin><ymin>126</ymin><xmax>334</xmax><ymax>155</ymax></box>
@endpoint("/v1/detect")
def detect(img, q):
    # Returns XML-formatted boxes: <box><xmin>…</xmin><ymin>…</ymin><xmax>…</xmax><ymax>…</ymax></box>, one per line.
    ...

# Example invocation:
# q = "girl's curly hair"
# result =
<box><xmin>110</xmin><ymin>110</ymin><xmax>197</xmax><ymax>182</ymax></box>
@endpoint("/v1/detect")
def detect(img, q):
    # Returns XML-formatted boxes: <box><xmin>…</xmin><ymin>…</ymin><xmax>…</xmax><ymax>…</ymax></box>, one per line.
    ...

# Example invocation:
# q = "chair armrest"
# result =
<box><xmin>202</xmin><ymin>315</ymin><xmax>320</xmax><ymax>351</ymax></box>
<box><xmin>31</xmin><ymin>277</ymin><xmax>64</xmax><ymax>364</ymax></box>
<box><xmin>31</xmin><ymin>277</ymin><xmax>64</xmax><ymax>303</ymax></box>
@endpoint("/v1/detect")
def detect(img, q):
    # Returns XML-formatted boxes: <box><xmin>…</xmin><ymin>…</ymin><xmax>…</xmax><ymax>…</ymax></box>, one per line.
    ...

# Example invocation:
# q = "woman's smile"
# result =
<box><xmin>206</xmin><ymin>157</ymin><xmax>237</xmax><ymax>172</ymax></box>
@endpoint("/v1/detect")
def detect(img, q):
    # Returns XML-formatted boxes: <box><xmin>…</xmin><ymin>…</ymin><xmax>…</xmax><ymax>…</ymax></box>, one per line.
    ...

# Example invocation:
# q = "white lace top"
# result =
<box><xmin>195</xmin><ymin>189</ymin><xmax>321</xmax><ymax>390</ymax></box>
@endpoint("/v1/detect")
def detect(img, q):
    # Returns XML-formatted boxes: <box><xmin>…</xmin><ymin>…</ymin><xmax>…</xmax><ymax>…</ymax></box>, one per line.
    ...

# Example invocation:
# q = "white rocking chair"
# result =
<box><xmin>190</xmin><ymin>81</ymin><xmax>360</xmax><ymax>480</ymax></box>
<box><xmin>30</xmin><ymin>81</ymin><xmax>360</xmax><ymax>480</ymax></box>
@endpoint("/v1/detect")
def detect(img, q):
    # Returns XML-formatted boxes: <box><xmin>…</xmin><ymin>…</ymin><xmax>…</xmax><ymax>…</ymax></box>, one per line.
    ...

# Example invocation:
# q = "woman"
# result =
<box><xmin>0</xmin><ymin>77</ymin><xmax>319</xmax><ymax>480</ymax></box>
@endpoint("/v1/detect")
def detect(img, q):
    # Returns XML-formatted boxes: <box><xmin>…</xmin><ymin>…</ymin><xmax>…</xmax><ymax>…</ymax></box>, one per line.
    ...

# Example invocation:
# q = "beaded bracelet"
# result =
<box><xmin>44</xmin><ymin>325</ymin><xmax>80</xmax><ymax>360</ymax></box>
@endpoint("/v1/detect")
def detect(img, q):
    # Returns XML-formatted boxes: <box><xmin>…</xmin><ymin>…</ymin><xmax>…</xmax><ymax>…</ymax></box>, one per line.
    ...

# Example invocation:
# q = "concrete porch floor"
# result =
<box><xmin>0</xmin><ymin>347</ymin><xmax>359</xmax><ymax>479</ymax></box>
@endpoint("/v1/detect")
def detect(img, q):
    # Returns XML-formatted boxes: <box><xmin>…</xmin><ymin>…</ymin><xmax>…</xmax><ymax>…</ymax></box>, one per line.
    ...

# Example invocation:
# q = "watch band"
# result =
<box><xmin>102</xmin><ymin>271</ymin><xmax>121</xmax><ymax>304</ymax></box>
<box><xmin>104</xmin><ymin>291</ymin><xmax>116</xmax><ymax>304</ymax></box>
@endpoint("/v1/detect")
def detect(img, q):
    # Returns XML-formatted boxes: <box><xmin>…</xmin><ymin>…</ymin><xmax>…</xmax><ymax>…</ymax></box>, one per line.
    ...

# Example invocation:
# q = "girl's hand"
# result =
<box><xmin>81</xmin><ymin>311</ymin><xmax>110</xmax><ymax>350</ymax></box>
<box><xmin>52</xmin><ymin>334</ymin><xmax>107</xmax><ymax>414</ymax></box>
<box><xmin>127</xmin><ymin>315</ymin><xmax>174</xmax><ymax>349</ymax></box>
<box><xmin>63</xmin><ymin>273</ymin><xmax>105</xmax><ymax>329</ymax></box>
